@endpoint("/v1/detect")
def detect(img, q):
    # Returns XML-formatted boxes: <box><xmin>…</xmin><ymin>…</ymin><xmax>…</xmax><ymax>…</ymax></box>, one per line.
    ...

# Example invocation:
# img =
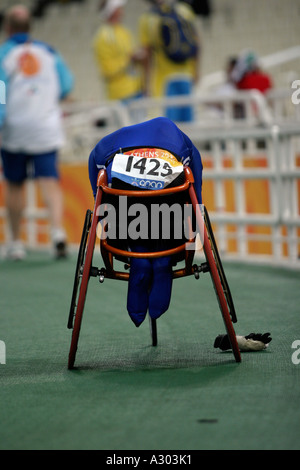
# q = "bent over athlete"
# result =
<box><xmin>88</xmin><ymin>117</ymin><xmax>203</xmax><ymax>326</ymax></box>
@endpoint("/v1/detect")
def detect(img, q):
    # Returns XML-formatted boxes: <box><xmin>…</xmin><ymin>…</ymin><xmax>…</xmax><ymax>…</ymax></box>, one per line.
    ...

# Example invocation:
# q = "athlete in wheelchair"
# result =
<box><xmin>67</xmin><ymin>117</ymin><xmax>242</xmax><ymax>368</ymax></box>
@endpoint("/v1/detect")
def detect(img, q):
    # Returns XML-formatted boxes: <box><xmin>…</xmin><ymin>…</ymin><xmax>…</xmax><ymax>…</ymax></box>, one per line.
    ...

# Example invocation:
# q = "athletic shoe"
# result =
<box><xmin>5</xmin><ymin>240</ymin><xmax>26</xmax><ymax>261</ymax></box>
<box><xmin>54</xmin><ymin>240</ymin><xmax>68</xmax><ymax>259</ymax></box>
<box><xmin>51</xmin><ymin>227</ymin><xmax>68</xmax><ymax>259</ymax></box>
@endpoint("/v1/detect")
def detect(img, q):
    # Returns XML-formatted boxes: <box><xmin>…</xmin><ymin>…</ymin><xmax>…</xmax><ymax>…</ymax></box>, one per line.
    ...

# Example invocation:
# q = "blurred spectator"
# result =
<box><xmin>212</xmin><ymin>56</ymin><xmax>244</xmax><ymax>120</ymax></box>
<box><xmin>138</xmin><ymin>0</ymin><xmax>200</xmax><ymax>122</ymax></box>
<box><xmin>216</xmin><ymin>56</ymin><xmax>238</xmax><ymax>97</ymax></box>
<box><xmin>92</xmin><ymin>0</ymin><xmax>145</xmax><ymax>103</ymax></box>
<box><xmin>231</xmin><ymin>50</ymin><xmax>273</xmax><ymax>94</ymax></box>
<box><xmin>0</xmin><ymin>4</ymin><xmax>74</xmax><ymax>260</ymax></box>
<box><xmin>231</xmin><ymin>50</ymin><xmax>273</xmax><ymax>125</ymax></box>
<box><xmin>179</xmin><ymin>0</ymin><xmax>212</xmax><ymax>18</ymax></box>
<box><xmin>32</xmin><ymin>0</ymin><xmax>85</xmax><ymax>19</ymax></box>
<box><xmin>31</xmin><ymin>0</ymin><xmax>53</xmax><ymax>18</ymax></box>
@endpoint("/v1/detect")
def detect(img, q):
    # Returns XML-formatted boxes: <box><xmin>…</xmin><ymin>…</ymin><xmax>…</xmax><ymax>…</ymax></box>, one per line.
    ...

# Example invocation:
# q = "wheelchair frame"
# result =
<box><xmin>67</xmin><ymin>167</ymin><xmax>241</xmax><ymax>369</ymax></box>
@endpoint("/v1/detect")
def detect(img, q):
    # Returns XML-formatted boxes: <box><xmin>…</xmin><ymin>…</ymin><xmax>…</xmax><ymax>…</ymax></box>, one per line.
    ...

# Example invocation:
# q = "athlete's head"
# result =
<box><xmin>4</xmin><ymin>4</ymin><xmax>31</xmax><ymax>36</ymax></box>
<box><xmin>99</xmin><ymin>0</ymin><xmax>127</xmax><ymax>21</ymax></box>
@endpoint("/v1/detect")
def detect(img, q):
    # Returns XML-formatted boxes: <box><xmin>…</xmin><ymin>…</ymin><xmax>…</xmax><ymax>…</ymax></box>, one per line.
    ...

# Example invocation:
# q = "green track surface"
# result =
<box><xmin>1</xmin><ymin>251</ymin><xmax>300</xmax><ymax>450</ymax></box>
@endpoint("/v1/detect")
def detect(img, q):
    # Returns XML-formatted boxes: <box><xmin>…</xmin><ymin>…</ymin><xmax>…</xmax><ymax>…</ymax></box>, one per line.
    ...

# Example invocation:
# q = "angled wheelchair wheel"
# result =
<box><xmin>68</xmin><ymin>209</ymin><xmax>96</xmax><ymax>369</ymax></box>
<box><xmin>67</xmin><ymin>209</ymin><xmax>92</xmax><ymax>329</ymax></box>
<box><xmin>203</xmin><ymin>206</ymin><xmax>237</xmax><ymax>324</ymax></box>
<box><xmin>188</xmin><ymin>199</ymin><xmax>241</xmax><ymax>363</ymax></box>
<box><xmin>201</xmin><ymin>210</ymin><xmax>241</xmax><ymax>363</ymax></box>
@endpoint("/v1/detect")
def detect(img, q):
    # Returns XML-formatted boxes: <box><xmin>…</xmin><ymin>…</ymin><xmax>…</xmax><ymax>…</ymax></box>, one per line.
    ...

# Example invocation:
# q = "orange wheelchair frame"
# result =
<box><xmin>67</xmin><ymin>166</ymin><xmax>241</xmax><ymax>369</ymax></box>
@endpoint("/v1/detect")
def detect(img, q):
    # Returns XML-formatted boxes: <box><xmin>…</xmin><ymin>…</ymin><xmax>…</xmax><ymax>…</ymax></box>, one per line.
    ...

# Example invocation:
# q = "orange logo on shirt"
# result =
<box><xmin>18</xmin><ymin>51</ymin><xmax>41</xmax><ymax>76</ymax></box>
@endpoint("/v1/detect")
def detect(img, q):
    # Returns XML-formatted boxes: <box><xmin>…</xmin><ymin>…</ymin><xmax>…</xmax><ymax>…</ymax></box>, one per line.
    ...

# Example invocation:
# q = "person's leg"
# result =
<box><xmin>37</xmin><ymin>177</ymin><xmax>67</xmax><ymax>257</ymax></box>
<box><xmin>148</xmin><ymin>255</ymin><xmax>173</xmax><ymax>320</ymax></box>
<box><xmin>4</xmin><ymin>181</ymin><xmax>27</xmax><ymax>259</ymax></box>
<box><xmin>165</xmin><ymin>77</ymin><xmax>194</xmax><ymax>122</ymax></box>
<box><xmin>34</xmin><ymin>151</ymin><xmax>67</xmax><ymax>258</ymax></box>
<box><xmin>126</xmin><ymin>241</ymin><xmax>153</xmax><ymax>326</ymax></box>
<box><xmin>0</xmin><ymin>149</ymin><xmax>27</xmax><ymax>259</ymax></box>
<box><xmin>5</xmin><ymin>181</ymin><xmax>26</xmax><ymax>241</ymax></box>
<box><xmin>37</xmin><ymin>177</ymin><xmax>64</xmax><ymax>232</ymax></box>
<box><xmin>127</xmin><ymin>256</ymin><xmax>152</xmax><ymax>327</ymax></box>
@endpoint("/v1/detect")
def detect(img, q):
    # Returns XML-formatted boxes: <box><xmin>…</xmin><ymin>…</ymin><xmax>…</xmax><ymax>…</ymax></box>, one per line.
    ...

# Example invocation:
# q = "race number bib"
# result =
<box><xmin>111</xmin><ymin>148</ymin><xmax>184</xmax><ymax>190</ymax></box>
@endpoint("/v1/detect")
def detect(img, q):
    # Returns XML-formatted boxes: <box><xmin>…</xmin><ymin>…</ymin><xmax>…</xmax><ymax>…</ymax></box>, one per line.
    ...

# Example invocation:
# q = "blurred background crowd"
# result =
<box><xmin>1</xmin><ymin>0</ymin><xmax>298</xmax><ymax>102</ymax></box>
<box><xmin>0</xmin><ymin>0</ymin><xmax>299</xmax><ymax>265</ymax></box>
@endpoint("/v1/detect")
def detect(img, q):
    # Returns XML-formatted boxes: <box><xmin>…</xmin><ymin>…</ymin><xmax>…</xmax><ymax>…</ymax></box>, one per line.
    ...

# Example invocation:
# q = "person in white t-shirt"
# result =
<box><xmin>0</xmin><ymin>5</ymin><xmax>74</xmax><ymax>259</ymax></box>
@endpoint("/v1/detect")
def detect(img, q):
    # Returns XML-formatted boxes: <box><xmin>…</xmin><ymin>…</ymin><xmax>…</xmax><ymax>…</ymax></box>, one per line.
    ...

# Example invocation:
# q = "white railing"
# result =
<box><xmin>60</xmin><ymin>88</ymin><xmax>293</xmax><ymax>162</ymax></box>
<box><xmin>192</xmin><ymin>124</ymin><xmax>300</xmax><ymax>268</ymax></box>
<box><xmin>127</xmin><ymin>90</ymin><xmax>274</xmax><ymax>128</ymax></box>
<box><xmin>1</xmin><ymin>93</ymin><xmax>299</xmax><ymax>267</ymax></box>
<box><xmin>266</xmin><ymin>88</ymin><xmax>300</xmax><ymax>125</ymax></box>
<box><xmin>61</xmin><ymin>100</ymin><xmax>131</xmax><ymax>162</ymax></box>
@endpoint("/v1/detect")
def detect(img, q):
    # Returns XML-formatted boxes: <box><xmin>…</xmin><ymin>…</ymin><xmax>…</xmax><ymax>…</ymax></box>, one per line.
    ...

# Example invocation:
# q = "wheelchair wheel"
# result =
<box><xmin>203</xmin><ymin>206</ymin><xmax>237</xmax><ymax>323</ymax></box>
<box><xmin>67</xmin><ymin>209</ymin><xmax>92</xmax><ymax>329</ymax></box>
<box><xmin>68</xmin><ymin>209</ymin><xmax>96</xmax><ymax>369</ymax></box>
<box><xmin>149</xmin><ymin>316</ymin><xmax>158</xmax><ymax>347</ymax></box>
<box><xmin>201</xmin><ymin>210</ymin><xmax>241</xmax><ymax>363</ymax></box>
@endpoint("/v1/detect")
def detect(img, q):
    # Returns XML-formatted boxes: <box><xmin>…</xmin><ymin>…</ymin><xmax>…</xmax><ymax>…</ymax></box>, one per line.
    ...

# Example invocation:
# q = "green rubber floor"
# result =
<box><xmin>0</xmin><ymin>250</ymin><xmax>300</xmax><ymax>450</ymax></box>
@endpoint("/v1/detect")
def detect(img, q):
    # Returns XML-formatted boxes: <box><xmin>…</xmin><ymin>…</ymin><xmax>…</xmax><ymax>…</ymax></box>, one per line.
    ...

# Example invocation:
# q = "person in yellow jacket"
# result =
<box><xmin>139</xmin><ymin>0</ymin><xmax>201</xmax><ymax>121</ymax></box>
<box><xmin>93</xmin><ymin>0</ymin><xmax>144</xmax><ymax>102</ymax></box>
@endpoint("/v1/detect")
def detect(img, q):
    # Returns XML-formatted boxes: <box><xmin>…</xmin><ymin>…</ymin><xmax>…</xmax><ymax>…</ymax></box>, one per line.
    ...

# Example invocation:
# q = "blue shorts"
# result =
<box><xmin>0</xmin><ymin>149</ymin><xmax>59</xmax><ymax>184</ymax></box>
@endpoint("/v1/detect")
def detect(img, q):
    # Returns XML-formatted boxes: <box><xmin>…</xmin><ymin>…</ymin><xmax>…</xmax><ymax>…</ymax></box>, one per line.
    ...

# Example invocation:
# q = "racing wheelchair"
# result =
<box><xmin>67</xmin><ymin>166</ymin><xmax>241</xmax><ymax>369</ymax></box>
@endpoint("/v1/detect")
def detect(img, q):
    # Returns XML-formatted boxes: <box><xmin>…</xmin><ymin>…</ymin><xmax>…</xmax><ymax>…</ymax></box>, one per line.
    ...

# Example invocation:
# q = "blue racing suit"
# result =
<box><xmin>88</xmin><ymin>117</ymin><xmax>203</xmax><ymax>326</ymax></box>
